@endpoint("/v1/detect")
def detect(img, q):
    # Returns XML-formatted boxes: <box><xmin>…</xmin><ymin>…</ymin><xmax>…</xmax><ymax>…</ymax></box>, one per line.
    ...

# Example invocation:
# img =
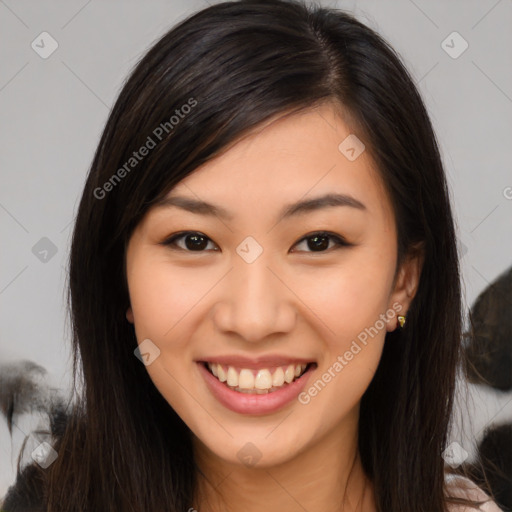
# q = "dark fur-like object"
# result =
<box><xmin>0</xmin><ymin>360</ymin><xmax>69</xmax><ymax>511</ymax></box>
<box><xmin>462</xmin><ymin>265</ymin><xmax>512</xmax><ymax>511</ymax></box>
<box><xmin>464</xmin><ymin>265</ymin><xmax>512</xmax><ymax>391</ymax></box>
<box><xmin>464</xmin><ymin>423</ymin><xmax>512</xmax><ymax>512</ymax></box>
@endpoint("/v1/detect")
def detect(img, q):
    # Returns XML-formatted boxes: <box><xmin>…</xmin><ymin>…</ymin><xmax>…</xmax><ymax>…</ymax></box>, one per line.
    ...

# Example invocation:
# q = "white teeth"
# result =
<box><xmin>255</xmin><ymin>369</ymin><xmax>272</xmax><ymax>389</ymax></box>
<box><xmin>206</xmin><ymin>362</ymin><xmax>309</xmax><ymax>393</ymax></box>
<box><xmin>238</xmin><ymin>369</ymin><xmax>254</xmax><ymax>389</ymax></box>
<box><xmin>284</xmin><ymin>365</ymin><xmax>295</xmax><ymax>383</ymax></box>
<box><xmin>226</xmin><ymin>366</ymin><xmax>238</xmax><ymax>387</ymax></box>
<box><xmin>217</xmin><ymin>365</ymin><xmax>227</xmax><ymax>382</ymax></box>
<box><xmin>272</xmin><ymin>367</ymin><xmax>285</xmax><ymax>387</ymax></box>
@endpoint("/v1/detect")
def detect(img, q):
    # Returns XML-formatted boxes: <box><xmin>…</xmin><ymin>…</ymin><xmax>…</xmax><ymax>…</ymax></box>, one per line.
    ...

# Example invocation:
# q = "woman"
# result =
<box><xmin>1</xmin><ymin>0</ymin><xmax>503</xmax><ymax>510</ymax></box>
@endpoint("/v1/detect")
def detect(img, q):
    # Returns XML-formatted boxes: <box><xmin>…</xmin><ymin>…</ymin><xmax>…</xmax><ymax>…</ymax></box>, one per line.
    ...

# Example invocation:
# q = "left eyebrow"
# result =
<box><xmin>153</xmin><ymin>192</ymin><xmax>367</xmax><ymax>223</ymax></box>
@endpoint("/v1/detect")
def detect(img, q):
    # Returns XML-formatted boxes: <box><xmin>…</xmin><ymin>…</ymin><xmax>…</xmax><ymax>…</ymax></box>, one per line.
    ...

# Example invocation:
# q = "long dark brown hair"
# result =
<box><xmin>2</xmin><ymin>1</ymin><xmax>497</xmax><ymax>510</ymax></box>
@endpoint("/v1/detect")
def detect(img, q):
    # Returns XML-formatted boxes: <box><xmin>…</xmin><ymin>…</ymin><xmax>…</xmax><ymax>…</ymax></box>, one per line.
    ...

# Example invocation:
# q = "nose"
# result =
<box><xmin>212</xmin><ymin>255</ymin><xmax>297</xmax><ymax>343</ymax></box>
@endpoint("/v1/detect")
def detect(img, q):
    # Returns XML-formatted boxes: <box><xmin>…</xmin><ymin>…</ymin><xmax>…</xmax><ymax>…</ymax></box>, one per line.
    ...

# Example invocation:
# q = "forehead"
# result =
<box><xmin>159</xmin><ymin>104</ymin><xmax>393</xmax><ymax>224</ymax></box>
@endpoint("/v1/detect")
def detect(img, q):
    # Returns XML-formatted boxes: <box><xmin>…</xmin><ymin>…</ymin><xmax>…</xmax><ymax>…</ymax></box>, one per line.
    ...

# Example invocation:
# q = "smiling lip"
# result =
<box><xmin>197</xmin><ymin>360</ymin><xmax>316</xmax><ymax>415</ymax></box>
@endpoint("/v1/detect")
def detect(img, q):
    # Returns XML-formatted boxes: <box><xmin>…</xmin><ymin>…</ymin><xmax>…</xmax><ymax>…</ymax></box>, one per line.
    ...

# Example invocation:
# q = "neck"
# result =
<box><xmin>191</xmin><ymin>408</ymin><xmax>376</xmax><ymax>512</ymax></box>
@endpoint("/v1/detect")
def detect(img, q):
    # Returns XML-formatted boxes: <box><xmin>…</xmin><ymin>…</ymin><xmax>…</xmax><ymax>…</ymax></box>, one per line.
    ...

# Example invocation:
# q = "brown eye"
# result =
<box><xmin>162</xmin><ymin>232</ymin><xmax>218</xmax><ymax>252</ymax></box>
<box><xmin>291</xmin><ymin>232</ymin><xmax>350</xmax><ymax>253</ymax></box>
<box><xmin>161</xmin><ymin>230</ymin><xmax>350</xmax><ymax>254</ymax></box>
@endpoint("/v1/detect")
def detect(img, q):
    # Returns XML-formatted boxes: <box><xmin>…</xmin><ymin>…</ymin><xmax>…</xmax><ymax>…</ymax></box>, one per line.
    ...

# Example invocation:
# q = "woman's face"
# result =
<box><xmin>125</xmin><ymin>103</ymin><xmax>422</xmax><ymax>469</ymax></box>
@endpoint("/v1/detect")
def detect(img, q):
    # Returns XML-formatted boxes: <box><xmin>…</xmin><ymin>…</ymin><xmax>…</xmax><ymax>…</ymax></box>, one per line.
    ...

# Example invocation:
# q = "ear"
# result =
<box><xmin>126</xmin><ymin>306</ymin><xmax>134</xmax><ymax>324</ymax></box>
<box><xmin>386</xmin><ymin>242</ymin><xmax>424</xmax><ymax>332</ymax></box>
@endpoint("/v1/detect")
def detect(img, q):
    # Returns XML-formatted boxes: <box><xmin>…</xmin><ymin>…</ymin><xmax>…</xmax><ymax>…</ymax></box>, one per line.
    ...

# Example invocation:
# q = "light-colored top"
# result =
<box><xmin>445</xmin><ymin>473</ymin><xmax>504</xmax><ymax>511</ymax></box>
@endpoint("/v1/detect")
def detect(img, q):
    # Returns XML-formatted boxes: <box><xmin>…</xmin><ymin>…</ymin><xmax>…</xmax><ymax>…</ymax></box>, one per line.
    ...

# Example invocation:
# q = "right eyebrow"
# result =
<box><xmin>153</xmin><ymin>192</ymin><xmax>367</xmax><ymax>223</ymax></box>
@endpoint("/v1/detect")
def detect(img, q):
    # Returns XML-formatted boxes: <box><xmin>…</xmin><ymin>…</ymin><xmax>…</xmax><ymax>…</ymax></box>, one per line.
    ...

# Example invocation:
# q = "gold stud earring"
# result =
<box><xmin>397</xmin><ymin>315</ymin><xmax>406</xmax><ymax>328</ymax></box>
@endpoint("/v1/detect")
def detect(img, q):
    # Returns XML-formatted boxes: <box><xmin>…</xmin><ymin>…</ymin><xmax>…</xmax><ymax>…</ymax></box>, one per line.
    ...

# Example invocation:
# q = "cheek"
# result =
<box><xmin>126</xmin><ymin>257</ymin><xmax>206</xmax><ymax>410</ymax></box>
<box><xmin>295</xmin><ymin>262</ymin><xmax>392</xmax><ymax>418</ymax></box>
<box><xmin>127</xmin><ymin>257</ymin><xmax>202</xmax><ymax>346</ymax></box>
<box><xmin>296</xmin><ymin>254</ymin><xmax>394</xmax><ymax>344</ymax></box>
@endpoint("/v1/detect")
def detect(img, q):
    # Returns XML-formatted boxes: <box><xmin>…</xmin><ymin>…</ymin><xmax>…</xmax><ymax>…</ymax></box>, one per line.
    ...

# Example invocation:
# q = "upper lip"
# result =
<box><xmin>197</xmin><ymin>355</ymin><xmax>315</xmax><ymax>370</ymax></box>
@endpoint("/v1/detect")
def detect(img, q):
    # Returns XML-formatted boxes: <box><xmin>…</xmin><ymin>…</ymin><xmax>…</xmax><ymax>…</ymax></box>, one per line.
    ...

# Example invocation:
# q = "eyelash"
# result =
<box><xmin>161</xmin><ymin>231</ymin><xmax>351</xmax><ymax>254</ymax></box>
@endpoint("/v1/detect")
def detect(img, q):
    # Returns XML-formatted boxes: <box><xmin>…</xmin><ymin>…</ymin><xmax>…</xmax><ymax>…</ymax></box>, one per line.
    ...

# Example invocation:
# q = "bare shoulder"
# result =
<box><xmin>445</xmin><ymin>473</ymin><xmax>504</xmax><ymax>512</ymax></box>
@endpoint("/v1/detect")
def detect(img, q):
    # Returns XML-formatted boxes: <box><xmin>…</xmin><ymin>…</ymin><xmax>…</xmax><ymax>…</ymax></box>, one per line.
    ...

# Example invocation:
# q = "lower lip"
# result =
<box><xmin>197</xmin><ymin>362</ymin><xmax>316</xmax><ymax>415</ymax></box>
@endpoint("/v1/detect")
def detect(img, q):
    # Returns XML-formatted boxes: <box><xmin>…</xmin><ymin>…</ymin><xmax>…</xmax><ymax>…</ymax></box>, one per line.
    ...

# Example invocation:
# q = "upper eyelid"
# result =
<box><xmin>162</xmin><ymin>230</ymin><xmax>350</xmax><ymax>250</ymax></box>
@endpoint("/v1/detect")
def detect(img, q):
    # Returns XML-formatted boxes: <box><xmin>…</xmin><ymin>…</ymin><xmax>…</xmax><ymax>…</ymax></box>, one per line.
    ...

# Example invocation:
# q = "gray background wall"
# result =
<box><xmin>1</xmin><ymin>0</ymin><xmax>511</xmax><ymax>498</ymax></box>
